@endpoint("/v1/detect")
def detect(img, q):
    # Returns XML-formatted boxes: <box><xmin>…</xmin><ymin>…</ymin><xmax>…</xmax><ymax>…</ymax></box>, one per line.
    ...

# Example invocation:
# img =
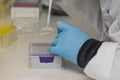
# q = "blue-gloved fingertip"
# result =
<box><xmin>51</xmin><ymin>39</ymin><xmax>59</xmax><ymax>46</ymax></box>
<box><xmin>56</xmin><ymin>21</ymin><xmax>71</xmax><ymax>33</ymax></box>
<box><xmin>56</xmin><ymin>20</ymin><xmax>66</xmax><ymax>26</ymax></box>
<box><xmin>49</xmin><ymin>46</ymin><xmax>57</xmax><ymax>55</ymax></box>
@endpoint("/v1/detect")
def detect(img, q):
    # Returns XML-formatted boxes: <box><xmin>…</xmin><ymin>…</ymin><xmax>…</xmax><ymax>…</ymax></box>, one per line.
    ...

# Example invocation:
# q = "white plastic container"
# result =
<box><xmin>11</xmin><ymin>0</ymin><xmax>41</xmax><ymax>19</ymax></box>
<box><xmin>29</xmin><ymin>43</ymin><xmax>63</xmax><ymax>68</ymax></box>
<box><xmin>12</xmin><ymin>7</ymin><xmax>40</xmax><ymax>19</ymax></box>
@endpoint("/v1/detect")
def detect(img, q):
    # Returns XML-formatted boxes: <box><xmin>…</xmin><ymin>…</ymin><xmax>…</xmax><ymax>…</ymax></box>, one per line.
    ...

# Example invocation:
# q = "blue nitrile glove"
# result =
<box><xmin>49</xmin><ymin>21</ymin><xmax>91</xmax><ymax>64</ymax></box>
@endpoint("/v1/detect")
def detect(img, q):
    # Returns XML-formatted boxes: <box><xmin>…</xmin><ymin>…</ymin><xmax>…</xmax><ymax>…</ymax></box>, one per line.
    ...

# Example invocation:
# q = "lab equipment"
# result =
<box><xmin>0</xmin><ymin>0</ymin><xmax>16</xmax><ymax>48</ymax></box>
<box><xmin>12</xmin><ymin>0</ymin><xmax>43</xmax><ymax>38</ymax></box>
<box><xmin>50</xmin><ymin>21</ymin><xmax>90</xmax><ymax>64</ymax></box>
<box><xmin>43</xmin><ymin>0</ymin><xmax>53</xmax><ymax>31</ymax></box>
<box><xmin>11</xmin><ymin>0</ymin><xmax>41</xmax><ymax>19</ymax></box>
<box><xmin>29</xmin><ymin>43</ymin><xmax>63</xmax><ymax>68</ymax></box>
<box><xmin>14</xmin><ymin>18</ymin><xmax>41</xmax><ymax>38</ymax></box>
<box><xmin>40</xmin><ymin>0</ymin><xmax>55</xmax><ymax>36</ymax></box>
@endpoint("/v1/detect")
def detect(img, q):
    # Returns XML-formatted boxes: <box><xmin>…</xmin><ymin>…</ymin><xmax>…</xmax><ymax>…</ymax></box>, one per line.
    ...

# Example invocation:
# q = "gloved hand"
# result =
<box><xmin>49</xmin><ymin>21</ymin><xmax>91</xmax><ymax>64</ymax></box>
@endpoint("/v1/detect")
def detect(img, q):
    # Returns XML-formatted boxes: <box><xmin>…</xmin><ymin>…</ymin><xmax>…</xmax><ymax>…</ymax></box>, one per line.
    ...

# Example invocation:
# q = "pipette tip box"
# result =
<box><xmin>29</xmin><ymin>43</ymin><xmax>63</xmax><ymax>68</ymax></box>
<box><xmin>0</xmin><ymin>25</ymin><xmax>17</xmax><ymax>48</ymax></box>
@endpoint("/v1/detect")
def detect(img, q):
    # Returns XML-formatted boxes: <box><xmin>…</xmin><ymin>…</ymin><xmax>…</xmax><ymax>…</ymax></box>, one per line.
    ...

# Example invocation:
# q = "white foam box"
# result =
<box><xmin>11</xmin><ymin>3</ymin><xmax>41</xmax><ymax>19</ymax></box>
<box><xmin>29</xmin><ymin>43</ymin><xmax>63</xmax><ymax>68</ymax></box>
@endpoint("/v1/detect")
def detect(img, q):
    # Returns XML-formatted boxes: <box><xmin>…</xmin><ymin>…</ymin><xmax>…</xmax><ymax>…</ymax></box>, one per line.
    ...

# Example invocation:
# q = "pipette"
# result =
<box><xmin>42</xmin><ymin>0</ymin><xmax>54</xmax><ymax>31</ymax></box>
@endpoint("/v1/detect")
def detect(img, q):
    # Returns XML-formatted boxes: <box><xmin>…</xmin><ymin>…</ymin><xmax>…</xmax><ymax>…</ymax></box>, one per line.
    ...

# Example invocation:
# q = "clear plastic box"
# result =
<box><xmin>29</xmin><ymin>43</ymin><xmax>63</xmax><ymax>68</ymax></box>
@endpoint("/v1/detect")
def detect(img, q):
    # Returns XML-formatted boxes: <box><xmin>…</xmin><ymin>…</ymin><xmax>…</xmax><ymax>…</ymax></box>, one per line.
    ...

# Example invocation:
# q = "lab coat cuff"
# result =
<box><xmin>77</xmin><ymin>39</ymin><xmax>103</xmax><ymax>68</ymax></box>
<box><xmin>84</xmin><ymin>42</ymin><xmax>119</xmax><ymax>80</ymax></box>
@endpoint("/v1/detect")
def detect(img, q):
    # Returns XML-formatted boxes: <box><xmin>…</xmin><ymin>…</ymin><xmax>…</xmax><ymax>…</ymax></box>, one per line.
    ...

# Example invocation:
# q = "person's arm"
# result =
<box><xmin>49</xmin><ymin>21</ymin><xmax>120</xmax><ymax>80</ymax></box>
<box><xmin>83</xmin><ymin>41</ymin><xmax>119</xmax><ymax>80</ymax></box>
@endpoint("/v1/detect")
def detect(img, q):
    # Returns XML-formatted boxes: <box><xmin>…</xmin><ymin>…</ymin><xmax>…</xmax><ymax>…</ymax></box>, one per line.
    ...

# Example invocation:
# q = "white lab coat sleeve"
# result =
<box><xmin>100</xmin><ymin>0</ymin><xmax>120</xmax><ymax>42</ymax></box>
<box><xmin>108</xmin><ymin>10</ymin><xmax>120</xmax><ymax>42</ymax></box>
<box><xmin>84</xmin><ymin>42</ymin><xmax>120</xmax><ymax>80</ymax></box>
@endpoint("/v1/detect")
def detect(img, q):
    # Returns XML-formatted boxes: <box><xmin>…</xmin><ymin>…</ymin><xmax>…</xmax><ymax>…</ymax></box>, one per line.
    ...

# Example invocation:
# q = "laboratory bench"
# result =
<box><xmin>0</xmin><ymin>14</ymin><xmax>92</xmax><ymax>80</ymax></box>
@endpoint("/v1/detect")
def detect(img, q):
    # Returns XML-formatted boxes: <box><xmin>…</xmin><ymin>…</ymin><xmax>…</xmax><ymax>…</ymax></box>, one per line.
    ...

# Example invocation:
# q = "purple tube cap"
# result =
<box><xmin>39</xmin><ymin>54</ymin><xmax>54</xmax><ymax>63</ymax></box>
